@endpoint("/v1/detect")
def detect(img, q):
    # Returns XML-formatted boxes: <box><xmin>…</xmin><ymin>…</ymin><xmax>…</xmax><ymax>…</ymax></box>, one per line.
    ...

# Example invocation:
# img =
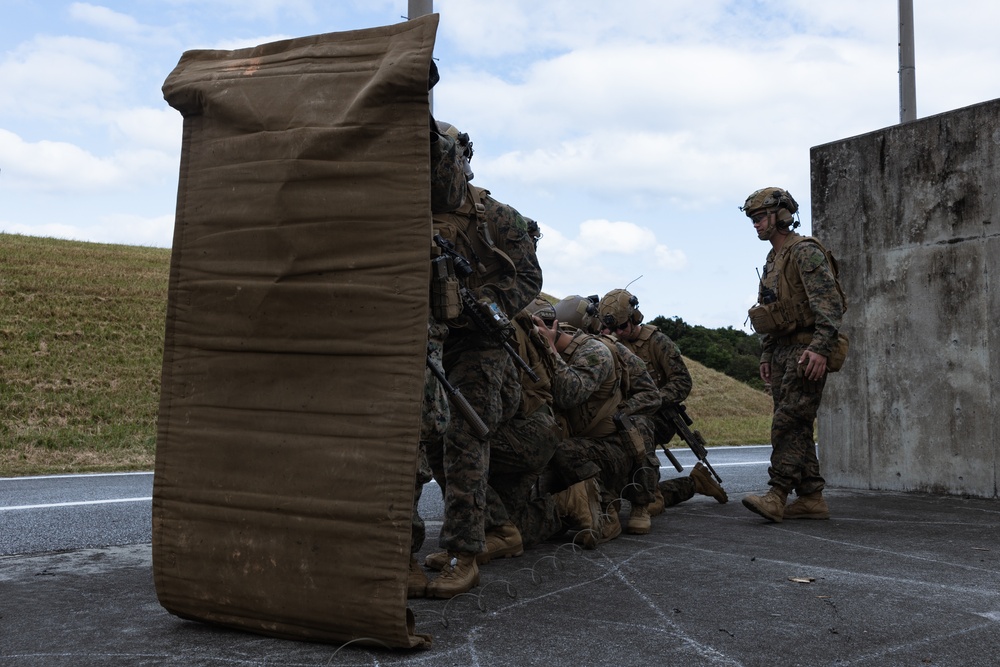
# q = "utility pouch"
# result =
<box><xmin>747</xmin><ymin>301</ymin><xmax>796</xmax><ymax>336</ymax></box>
<box><xmin>430</xmin><ymin>255</ymin><xmax>463</xmax><ymax>321</ymax></box>
<box><xmin>826</xmin><ymin>333</ymin><xmax>850</xmax><ymax>373</ymax></box>
<box><xmin>613</xmin><ymin>412</ymin><xmax>646</xmax><ymax>464</ymax></box>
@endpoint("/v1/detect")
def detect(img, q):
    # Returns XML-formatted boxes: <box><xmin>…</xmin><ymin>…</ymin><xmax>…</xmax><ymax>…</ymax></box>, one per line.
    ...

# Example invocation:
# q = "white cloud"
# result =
<box><xmin>0</xmin><ymin>129</ymin><xmax>176</xmax><ymax>193</ymax></box>
<box><xmin>70</xmin><ymin>3</ymin><xmax>145</xmax><ymax>35</ymax></box>
<box><xmin>110</xmin><ymin>107</ymin><xmax>183</xmax><ymax>153</ymax></box>
<box><xmin>0</xmin><ymin>36</ymin><xmax>129</xmax><ymax>119</ymax></box>
<box><xmin>0</xmin><ymin>129</ymin><xmax>120</xmax><ymax>191</ymax></box>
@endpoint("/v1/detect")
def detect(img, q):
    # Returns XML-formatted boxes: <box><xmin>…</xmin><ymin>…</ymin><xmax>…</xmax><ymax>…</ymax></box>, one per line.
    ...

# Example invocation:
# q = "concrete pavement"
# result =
<box><xmin>3</xmin><ymin>488</ymin><xmax>1000</xmax><ymax>666</ymax></box>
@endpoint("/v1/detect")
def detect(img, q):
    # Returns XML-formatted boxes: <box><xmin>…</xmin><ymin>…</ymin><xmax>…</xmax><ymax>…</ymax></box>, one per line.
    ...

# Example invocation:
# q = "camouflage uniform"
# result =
<box><xmin>412</xmin><ymin>317</ymin><xmax>450</xmax><ymax>554</ymax></box>
<box><xmin>758</xmin><ymin>232</ymin><xmax>844</xmax><ymax>495</ymax></box>
<box><xmin>550</xmin><ymin>331</ymin><xmax>662</xmax><ymax>509</ymax></box>
<box><xmin>483</xmin><ymin>313</ymin><xmax>565</xmax><ymax>548</ymax></box>
<box><xmin>618</xmin><ymin>323</ymin><xmax>697</xmax><ymax>505</ymax></box>
<box><xmin>427</xmin><ymin>182</ymin><xmax>543</xmax><ymax>554</ymax></box>
<box><xmin>619</xmin><ymin>324</ymin><xmax>692</xmax><ymax>442</ymax></box>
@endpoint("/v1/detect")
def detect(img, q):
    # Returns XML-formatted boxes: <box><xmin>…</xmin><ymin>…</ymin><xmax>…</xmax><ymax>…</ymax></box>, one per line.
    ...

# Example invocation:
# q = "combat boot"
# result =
<box><xmin>424</xmin><ymin>550</ymin><xmax>450</xmax><ymax>571</ymax></box>
<box><xmin>626</xmin><ymin>504</ymin><xmax>651</xmax><ymax>535</ymax></box>
<box><xmin>425</xmin><ymin>552</ymin><xmax>480</xmax><ymax>599</ymax></box>
<box><xmin>555</xmin><ymin>479</ymin><xmax>603</xmax><ymax>548</ymax></box>
<box><xmin>424</xmin><ymin>521</ymin><xmax>525</xmax><ymax>570</ymax></box>
<box><xmin>480</xmin><ymin>521</ymin><xmax>524</xmax><ymax>563</ymax></box>
<box><xmin>690</xmin><ymin>462</ymin><xmax>729</xmax><ymax>504</ymax></box>
<box><xmin>783</xmin><ymin>491</ymin><xmax>831</xmax><ymax>520</ymax></box>
<box><xmin>742</xmin><ymin>487</ymin><xmax>788</xmax><ymax>523</ymax></box>
<box><xmin>407</xmin><ymin>555</ymin><xmax>428</xmax><ymax>599</ymax></box>
<box><xmin>598</xmin><ymin>500</ymin><xmax>622</xmax><ymax>543</ymax></box>
<box><xmin>647</xmin><ymin>487</ymin><xmax>665</xmax><ymax>516</ymax></box>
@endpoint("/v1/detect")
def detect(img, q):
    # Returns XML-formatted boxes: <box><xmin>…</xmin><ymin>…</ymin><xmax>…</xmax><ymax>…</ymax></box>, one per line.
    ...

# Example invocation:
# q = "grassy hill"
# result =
<box><xmin>0</xmin><ymin>232</ymin><xmax>772</xmax><ymax>476</ymax></box>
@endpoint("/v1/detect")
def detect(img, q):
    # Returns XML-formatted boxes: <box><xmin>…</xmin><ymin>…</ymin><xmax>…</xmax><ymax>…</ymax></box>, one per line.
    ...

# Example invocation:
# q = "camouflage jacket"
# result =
<box><xmin>618</xmin><ymin>324</ymin><xmax>692</xmax><ymax>406</ymax></box>
<box><xmin>550</xmin><ymin>331</ymin><xmax>661</xmax><ymax>438</ymax></box>
<box><xmin>613</xmin><ymin>338</ymin><xmax>662</xmax><ymax>418</ymax></box>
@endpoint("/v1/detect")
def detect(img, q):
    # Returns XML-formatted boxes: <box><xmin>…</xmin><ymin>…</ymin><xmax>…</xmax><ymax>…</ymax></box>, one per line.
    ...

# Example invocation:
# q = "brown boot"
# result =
<box><xmin>626</xmin><ymin>504</ymin><xmax>651</xmax><ymax>535</ymax></box>
<box><xmin>599</xmin><ymin>500</ymin><xmax>622</xmax><ymax>543</ymax></box>
<box><xmin>742</xmin><ymin>487</ymin><xmax>788</xmax><ymax>523</ymax></box>
<box><xmin>555</xmin><ymin>479</ymin><xmax>603</xmax><ymax>548</ymax></box>
<box><xmin>423</xmin><ymin>550</ymin><xmax>450</xmax><ymax>571</ymax></box>
<box><xmin>784</xmin><ymin>491</ymin><xmax>830</xmax><ymax>520</ymax></box>
<box><xmin>647</xmin><ymin>487</ymin><xmax>665</xmax><ymax>516</ymax></box>
<box><xmin>690</xmin><ymin>462</ymin><xmax>729</xmax><ymax>504</ymax></box>
<box><xmin>424</xmin><ymin>522</ymin><xmax>525</xmax><ymax>570</ymax></box>
<box><xmin>480</xmin><ymin>521</ymin><xmax>524</xmax><ymax>563</ymax></box>
<box><xmin>407</xmin><ymin>555</ymin><xmax>429</xmax><ymax>599</ymax></box>
<box><xmin>425</xmin><ymin>552</ymin><xmax>480</xmax><ymax>599</ymax></box>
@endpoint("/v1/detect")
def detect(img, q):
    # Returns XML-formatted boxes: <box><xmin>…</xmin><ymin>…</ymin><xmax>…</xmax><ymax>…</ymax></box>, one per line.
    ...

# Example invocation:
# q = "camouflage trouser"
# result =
<box><xmin>425</xmin><ymin>335</ymin><xmax>515</xmax><ymax>554</ymax></box>
<box><xmin>768</xmin><ymin>343</ymin><xmax>826</xmax><ymax>495</ymax></box>
<box><xmin>657</xmin><ymin>475</ymin><xmax>695</xmax><ymax>507</ymax></box>
<box><xmin>558</xmin><ymin>415</ymin><xmax>658</xmax><ymax>509</ymax></box>
<box><xmin>651</xmin><ymin>409</ymin><xmax>694</xmax><ymax>506</ymax></box>
<box><xmin>413</xmin><ymin>318</ymin><xmax>450</xmax><ymax>554</ymax></box>
<box><xmin>486</xmin><ymin>406</ymin><xmax>564</xmax><ymax>548</ymax></box>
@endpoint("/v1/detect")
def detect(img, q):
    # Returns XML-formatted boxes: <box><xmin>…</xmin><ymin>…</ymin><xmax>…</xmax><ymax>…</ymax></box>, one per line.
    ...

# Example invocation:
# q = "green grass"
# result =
<box><xmin>0</xmin><ymin>233</ymin><xmax>772</xmax><ymax>477</ymax></box>
<box><xmin>0</xmin><ymin>233</ymin><xmax>170</xmax><ymax>475</ymax></box>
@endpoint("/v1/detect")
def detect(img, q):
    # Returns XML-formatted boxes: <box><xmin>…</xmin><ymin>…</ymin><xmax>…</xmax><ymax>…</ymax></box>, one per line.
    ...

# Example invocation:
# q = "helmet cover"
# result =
<box><xmin>741</xmin><ymin>187</ymin><xmax>798</xmax><ymax>224</ymax></box>
<box><xmin>553</xmin><ymin>294</ymin><xmax>601</xmax><ymax>333</ymax></box>
<box><xmin>598</xmin><ymin>289</ymin><xmax>642</xmax><ymax>330</ymax></box>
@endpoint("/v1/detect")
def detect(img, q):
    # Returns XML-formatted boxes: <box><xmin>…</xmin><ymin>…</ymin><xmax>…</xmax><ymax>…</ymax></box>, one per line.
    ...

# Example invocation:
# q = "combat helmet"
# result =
<box><xmin>598</xmin><ymin>289</ymin><xmax>642</xmax><ymax>331</ymax></box>
<box><xmin>435</xmin><ymin>120</ymin><xmax>474</xmax><ymax>181</ymax></box>
<box><xmin>740</xmin><ymin>187</ymin><xmax>799</xmax><ymax>228</ymax></box>
<box><xmin>430</xmin><ymin>119</ymin><xmax>469</xmax><ymax>213</ymax></box>
<box><xmin>523</xmin><ymin>297</ymin><xmax>557</xmax><ymax>324</ymax></box>
<box><xmin>553</xmin><ymin>294</ymin><xmax>601</xmax><ymax>333</ymax></box>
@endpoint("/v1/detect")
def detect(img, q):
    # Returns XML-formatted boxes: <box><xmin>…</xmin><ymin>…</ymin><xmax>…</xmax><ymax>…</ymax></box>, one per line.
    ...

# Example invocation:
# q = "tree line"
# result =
<box><xmin>648</xmin><ymin>316</ymin><xmax>765</xmax><ymax>391</ymax></box>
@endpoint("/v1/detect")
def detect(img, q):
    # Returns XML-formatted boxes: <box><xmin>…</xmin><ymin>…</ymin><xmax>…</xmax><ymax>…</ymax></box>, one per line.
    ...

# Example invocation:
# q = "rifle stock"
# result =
<box><xmin>663</xmin><ymin>403</ymin><xmax>722</xmax><ymax>483</ymax></box>
<box><xmin>426</xmin><ymin>356</ymin><xmax>490</xmax><ymax>439</ymax></box>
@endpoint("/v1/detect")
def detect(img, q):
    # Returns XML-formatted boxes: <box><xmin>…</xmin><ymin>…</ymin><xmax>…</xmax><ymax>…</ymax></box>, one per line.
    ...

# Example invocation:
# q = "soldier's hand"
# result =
<box><xmin>797</xmin><ymin>350</ymin><xmax>828</xmax><ymax>381</ymax></box>
<box><xmin>532</xmin><ymin>315</ymin><xmax>560</xmax><ymax>354</ymax></box>
<box><xmin>759</xmin><ymin>361</ymin><xmax>771</xmax><ymax>384</ymax></box>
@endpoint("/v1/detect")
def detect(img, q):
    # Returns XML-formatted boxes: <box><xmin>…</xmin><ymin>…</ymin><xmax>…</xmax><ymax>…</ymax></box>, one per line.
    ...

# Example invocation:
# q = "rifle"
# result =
<box><xmin>662</xmin><ymin>403</ymin><xmax>722</xmax><ymax>483</ymax></box>
<box><xmin>432</xmin><ymin>234</ymin><xmax>539</xmax><ymax>382</ymax></box>
<box><xmin>426</xmin><ymin>355</ymin><xmax>490</xmax><ymax>439</ymax></box>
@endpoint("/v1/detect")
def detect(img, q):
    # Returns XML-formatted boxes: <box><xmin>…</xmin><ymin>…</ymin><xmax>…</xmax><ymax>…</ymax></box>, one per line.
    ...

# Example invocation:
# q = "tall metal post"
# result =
<box><xmin>408</xmin><ymin>0</ymin><xmax>434</xmax><ymax>111</ymax></box>
<box><xmin>408</xmin><ymin>0</ymin><xmax>433</xmax><ymax>19</ymax></box>
<box><xmin>898</xmin><ymin>0</ymin><xmax>917</xmax><ymax>123</ymax></box>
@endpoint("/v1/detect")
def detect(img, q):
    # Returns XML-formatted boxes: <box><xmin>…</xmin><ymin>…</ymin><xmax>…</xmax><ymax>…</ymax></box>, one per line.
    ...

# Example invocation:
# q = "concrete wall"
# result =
<box><xmin>811</xmin><ymin>98</ymin><xmax>1000</xmax><ymax>498</ymax></box>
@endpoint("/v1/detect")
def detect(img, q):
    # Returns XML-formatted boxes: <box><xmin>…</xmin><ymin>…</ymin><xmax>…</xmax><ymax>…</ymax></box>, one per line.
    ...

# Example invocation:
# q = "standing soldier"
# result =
<box><xmin>598</xmin><ymin>289</ymin><xmax>728</xmax><ymax>509</ymax></box>
<box><xmin>424</xmin><ymin>121</ymin><xmax>542</xmax><ymax>597</ymax></box>
<box><xmin>740</xmin><ymin>187</ymin><xmax>847</xmax><ymax>522</ymax></box>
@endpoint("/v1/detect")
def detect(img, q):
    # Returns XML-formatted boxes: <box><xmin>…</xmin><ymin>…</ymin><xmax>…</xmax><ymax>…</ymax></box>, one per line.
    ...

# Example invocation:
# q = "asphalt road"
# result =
<box><xmin>0</xmin><ymin>445</ymin><xmax>770</xmax><ymax>556</ymax></box>
<box><xmin>5</xmin><ymin>445</ymin><xmax>1000</xmax><ymax>667</ymax></box>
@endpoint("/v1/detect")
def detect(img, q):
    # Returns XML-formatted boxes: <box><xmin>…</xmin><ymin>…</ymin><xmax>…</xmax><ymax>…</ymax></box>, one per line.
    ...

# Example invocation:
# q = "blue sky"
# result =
<box><xmin>2</xmin><ymin>1</ymin><xmax>1000</xmax><ymax>329</ymax></box>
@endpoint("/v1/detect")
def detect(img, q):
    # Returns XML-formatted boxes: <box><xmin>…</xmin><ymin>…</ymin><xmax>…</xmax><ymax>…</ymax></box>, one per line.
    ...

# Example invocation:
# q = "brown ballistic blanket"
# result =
<box><xmin>152</xmin><ymin>15</ymin><xmax>438</xmax><ymax>649</ymax></box>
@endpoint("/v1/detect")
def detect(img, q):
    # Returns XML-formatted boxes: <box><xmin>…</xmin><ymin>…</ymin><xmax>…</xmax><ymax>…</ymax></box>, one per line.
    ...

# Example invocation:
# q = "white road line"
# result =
<box><xmin>0</xmin><ymin>497</ymin><xmax>152</xmax><ymax>511</ymax></box>
<box><xmin>660</xmin><ymin>460</ymin><xmax>770</xmax><ymax>468</ymax></box>
<box><xmin>1</xmin><ymin>472</ymin><xmax>153</xmax><ymax>482</ymax></box>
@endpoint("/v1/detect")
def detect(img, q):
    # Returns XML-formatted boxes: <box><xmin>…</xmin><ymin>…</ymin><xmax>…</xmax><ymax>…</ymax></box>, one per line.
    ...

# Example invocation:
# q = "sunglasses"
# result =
<box><xmin>750</xmin><ymin>211</ymin><xmax>769</xmax><ymax>224</ymax></box>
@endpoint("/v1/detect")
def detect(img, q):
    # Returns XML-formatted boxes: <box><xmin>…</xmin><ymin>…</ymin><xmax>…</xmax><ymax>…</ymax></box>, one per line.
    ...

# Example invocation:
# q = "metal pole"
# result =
<box><xmin>408</xmin><ymin>0</ymin><xmax>434</xmax><ymax>111</ymax></box>
<box><xmin>408</xmin><ymin>0</ymin><xmax>433</xmax><ymax>19</ymax></box>
<box><xmin>898</xmin><ymin>0</ymin><xmax>917</xmax><ymax>123</ymax></box>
